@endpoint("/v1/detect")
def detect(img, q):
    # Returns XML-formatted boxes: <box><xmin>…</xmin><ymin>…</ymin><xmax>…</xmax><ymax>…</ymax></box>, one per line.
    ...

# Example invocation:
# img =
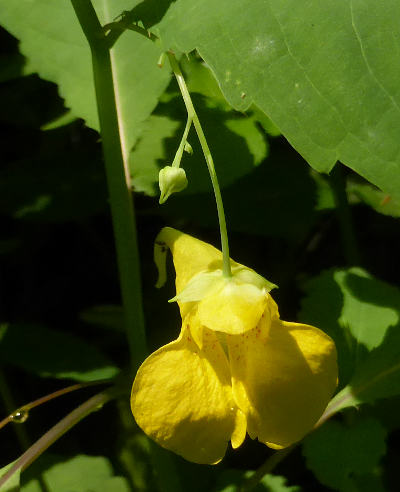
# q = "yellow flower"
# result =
<box><xmin>131</xmin><ymin>228</ymin><xmax>338</xmax><ymax>464</ymax></box>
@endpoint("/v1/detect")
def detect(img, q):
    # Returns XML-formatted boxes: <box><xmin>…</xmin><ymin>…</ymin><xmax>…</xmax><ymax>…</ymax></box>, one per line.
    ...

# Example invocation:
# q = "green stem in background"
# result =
<box><xmin>329</xmin><ymin>164</ymin><xmax>361</xmax><ymax>266</ymax></box>
<box><xmin>167</xmin><ymin>52</ymin><xmax>232</xmax><ymax>278</ymax></box>
<box><xmin>0</xmin><ymin>369</ymin><xmax>30</xmax><ymax>449</ymax></box>
<box><xmin>70</xmin><ymin>0</ymin><xmax>146</xmax><ymax>372</ymax></box>
<box><xmin>0</xmin><ymin>388</ymin><xmax>116</xmax><ymax>490</ymax></box>
<box><xmin>0</xmin><ymin>380</ymin><xmax>110</xmax><ymax>431</ymax></box>
<box><xmin>239</xmin><ymin>446</ymin><xmax>295</xmax><ymax>492</ymax></box>
<box><xmin>70</xmin><ymin>3</ymin><xmax>181</xmax><ymax>491</ymax></box>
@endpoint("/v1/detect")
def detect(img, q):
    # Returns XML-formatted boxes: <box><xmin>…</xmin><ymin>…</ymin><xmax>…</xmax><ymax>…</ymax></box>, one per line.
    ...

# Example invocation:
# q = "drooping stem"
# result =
<box><xmin>167</xmin><ymin>53</ymin><xmax>232</xmax><ymax>278</ymax></box>
<box><xmin>172</xmin><ymin>115</ymin><xmax>193</xmax><ymax>168</ymax></box>
<box><xmin>70</xmin><ymin>0</ymin><xmax>146</xmax><ymax>371</ymax></box>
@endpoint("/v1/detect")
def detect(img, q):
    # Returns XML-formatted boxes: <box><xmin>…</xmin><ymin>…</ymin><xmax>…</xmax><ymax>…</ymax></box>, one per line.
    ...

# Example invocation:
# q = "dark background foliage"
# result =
<box><xmin>1</xmin><ymin>24</ymin><xmax>400</xmax><ymax>492</ymax></box>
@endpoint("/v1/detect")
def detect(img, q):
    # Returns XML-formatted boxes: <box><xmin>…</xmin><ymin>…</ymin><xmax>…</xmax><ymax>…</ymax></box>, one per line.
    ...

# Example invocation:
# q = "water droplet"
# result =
<box><xmin>11</xmin><ymin>409</ymin><xmax>29</xmax><ymax>423</ymax></box>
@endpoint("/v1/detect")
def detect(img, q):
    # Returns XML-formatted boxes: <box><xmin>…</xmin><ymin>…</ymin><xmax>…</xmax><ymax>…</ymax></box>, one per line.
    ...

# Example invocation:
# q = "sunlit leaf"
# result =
<box><xmin>348</xmin><ymin>181</ymin><xmax>400</xmax><ymax>218</ymax></box>
<box><xmin>0</xmin><ymin>0</ymin><xmax>170</xmax><ymax>156</ymax></box>
<box><xmin>300</xmin><ymin>267</ymin><xmax>400</xmax><ymax>386</ymax></box>
<box><xmin>140</xmin><ymin>0</ymin><xmax>400</xmax><ymax>202</ymax></box>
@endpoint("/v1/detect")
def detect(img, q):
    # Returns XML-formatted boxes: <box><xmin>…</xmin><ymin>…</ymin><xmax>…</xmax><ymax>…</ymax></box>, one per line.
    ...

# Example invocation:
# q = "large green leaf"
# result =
<box><xmin>303</xmin><ymin>418</ymin><xmax>386</xmax><ymax>492</ymax></box>
<box><xmin>0</xmin><ymin>0</ymin><xmax>170</xmax><ymax>156</ymax></box>
<box><xmin>22</xmin><ymin>454</ymin><xmax>130</xmax><ymax>492</ymax></box>
<box><xmin>137</xmin><ymin>0</ymin><xmax>400</xmax><ymax>202</ymax></box>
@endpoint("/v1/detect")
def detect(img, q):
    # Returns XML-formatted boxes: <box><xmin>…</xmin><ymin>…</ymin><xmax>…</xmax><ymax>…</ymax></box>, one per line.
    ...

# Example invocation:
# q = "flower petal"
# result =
<box><xmin>228</xmin><ymin>317</ymin><xmax>338</xmax><ymax>448</ymax></box>
<box><xmin>198</xmin><ymin>280</ymin><xmax>268</xmax><ymax>334</ymax></box>
<box><xmin>155</xmin><ymin>227</ymin><xmax>224</xmax><ymax>293</ymax></box>
<box><xmin>131</xmin><ymin>321</ymin><xmax>238</xmax><ymax>464</ymax></box>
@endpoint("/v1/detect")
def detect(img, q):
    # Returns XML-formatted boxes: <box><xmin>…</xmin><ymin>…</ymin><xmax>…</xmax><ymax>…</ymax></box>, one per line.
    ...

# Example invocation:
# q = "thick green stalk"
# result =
<box><xmin>70</xmin><ymin>4</ymin><xmax>181</xmax><ymax>491</ymax></box>
<box><xmin>70</xmin><ymin>0</ymin><xmax>146</xmax><ymax>371</ymax></box>
<box><xmin>330</xmin><ymin>164</ymin><xmax>360</xmax><ymax>266</ymax></box>
<box><xmin>167</xmin><ymin>53</ymin><xmax>232</xmax><ymax>278</ymax></box>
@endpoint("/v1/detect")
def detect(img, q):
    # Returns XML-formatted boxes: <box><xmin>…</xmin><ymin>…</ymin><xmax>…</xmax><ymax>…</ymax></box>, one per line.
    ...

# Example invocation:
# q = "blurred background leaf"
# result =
<box><xmin>0</xmin><ymin>324</ymin><xmax>119</xmax><ymax>382</ymax></box>
<box><xmin>214</xmin><ymin>469</ymin><xmax>301</xmax><ymax>492</ymax></box>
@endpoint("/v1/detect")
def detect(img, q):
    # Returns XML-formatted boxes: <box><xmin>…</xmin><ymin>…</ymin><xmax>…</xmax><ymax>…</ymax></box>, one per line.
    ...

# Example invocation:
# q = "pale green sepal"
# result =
<box><xmin>184</xmin><ymin>141</ymin><xmax>193</xmax><ymax>154</ymax></box>
<box><xmin>232</xmin><ymin>266</ymin><xmax>278</xmax><ymax>293</ymax></box>
<box><xmin>169</xmin><ymin>270</ymin><xmax>224</xmax><ymax>303</ymax></box>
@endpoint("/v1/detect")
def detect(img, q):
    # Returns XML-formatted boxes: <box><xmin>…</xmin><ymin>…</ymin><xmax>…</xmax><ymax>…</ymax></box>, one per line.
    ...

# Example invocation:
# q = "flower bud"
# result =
<box><xmin>158</xmin><ymin>166</ymin><xmax>188</xmax><ymax>204</ymax></box>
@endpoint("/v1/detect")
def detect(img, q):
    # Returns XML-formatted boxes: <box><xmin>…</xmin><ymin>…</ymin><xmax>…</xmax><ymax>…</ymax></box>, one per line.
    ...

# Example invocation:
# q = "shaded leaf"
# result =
<box><xmin>0</xmin><ymin>324</ymin><xmax>119</xmax><ymax>381</ymax></box>
<box><xmin>160</xmin><ymin>142</ymin><xmax>318</xmax><ymax>240</ymax></box>
<box><xmin>326</xmin><ymin>323</ymin><xmax>400</xmax><ymax>413</ymax></box>
<box><xmin>303</xmin><ymin>418</ymin><xmax>386</xmax><ymax>492</ymax></box>
<box><xmin>0</xmin><ymin>137</ymin><xmax>107</xmax><ymax>222</ymax></box>
<box><xmin>147</xmin><ymin>0</ymin><xmax>400</xmax><ymax>202</ymax></box>
<box><xmin>79</xmin><ymin>305</ymin><xmax>125</xmax><ymax>332</ymax></box>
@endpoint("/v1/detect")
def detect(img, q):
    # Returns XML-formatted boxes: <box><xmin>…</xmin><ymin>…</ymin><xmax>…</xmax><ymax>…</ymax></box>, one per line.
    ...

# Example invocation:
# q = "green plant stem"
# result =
<box><xmin>70</xmin><ymin>4</ymin><xmax>181</xmax><ymax>491</ymax></box>
<box><xmin>330</xmin><ymin>164</ymin><xmax>360</xmax><ymax>266</ymax></box>
<box><xmin>239</xmin><ymin>446</ymin><xmax>295</xmax><ymax>492</ymax></box>
<box><xmin>70</xmin><ymin>0</ymin><xmax>146</xmax><ymax>371</ymax></box>
<box><xmin>0</xmin><ymin>370</ymin><xmax>30</xmax><ymax>449</ymax></box>
<box><xmin>0</xmin><ymin>389</ymin><xmax>115</xmax><ymax>489</ymax></box>
<box><xmin>167</xmin><ymin>52</ymin><xmax>232</xmax><ymax>278</ymax></box>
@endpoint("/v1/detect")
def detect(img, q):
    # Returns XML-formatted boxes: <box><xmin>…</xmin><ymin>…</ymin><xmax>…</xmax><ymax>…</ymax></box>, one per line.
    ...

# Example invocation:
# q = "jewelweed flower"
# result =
<box><xmin>131</xmin><ymin>228</ymin><xmax>338</xmax><ymax>464</ymax></box>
